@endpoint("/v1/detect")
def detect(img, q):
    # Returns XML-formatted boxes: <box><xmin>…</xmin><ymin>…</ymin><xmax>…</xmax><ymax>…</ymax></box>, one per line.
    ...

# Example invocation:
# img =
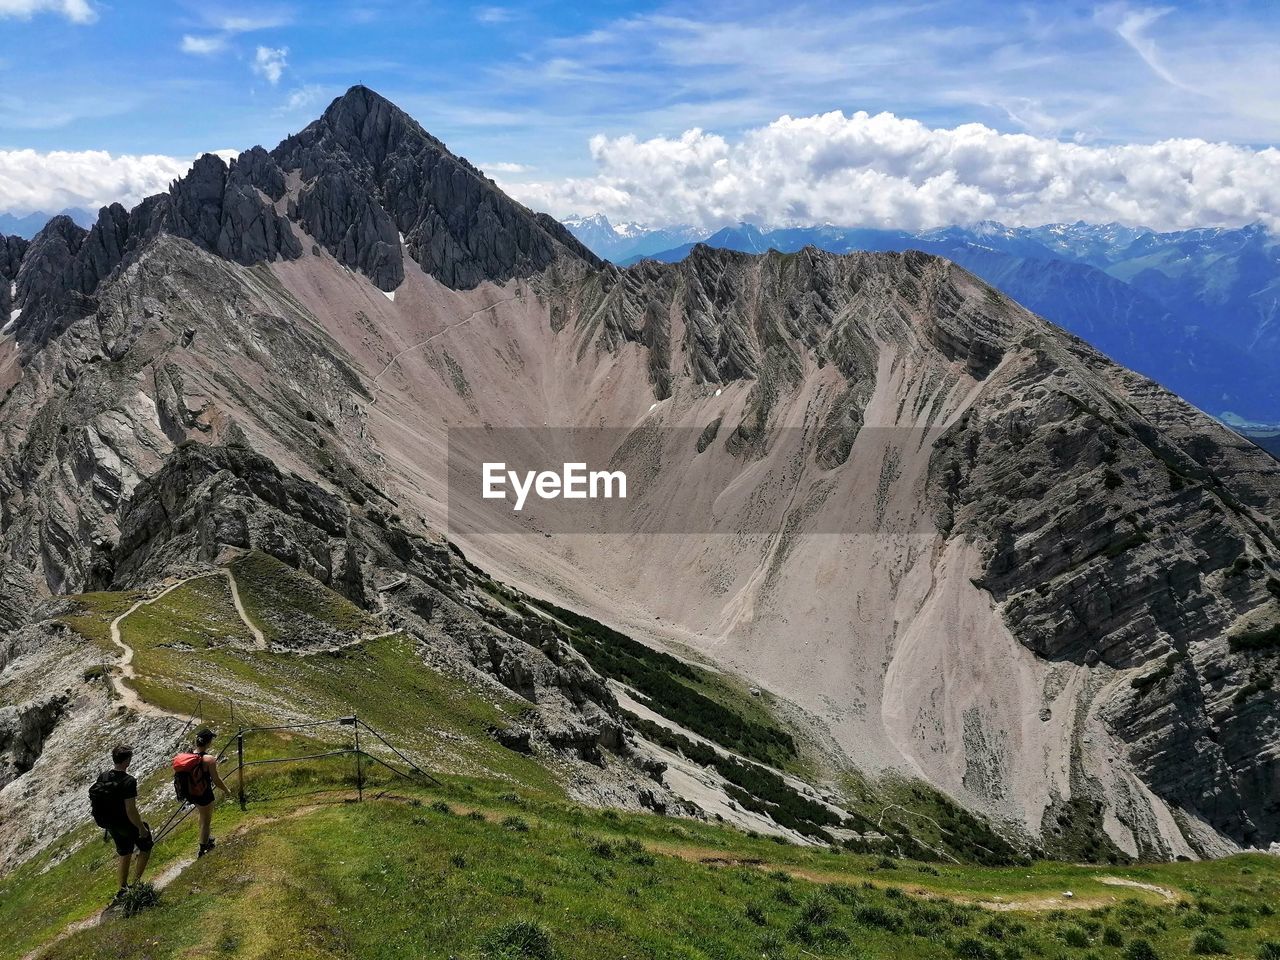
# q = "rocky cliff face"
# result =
<box><xmin>272</xmin><ymin>85</ymin><xmax>601</xmax><ymax>289</ymax></box>
<box><xmin>0</xmin><ymin>88</ymin><xmax>1276</xmax><ymax>860</ymax></box>
<box><xmin>3</xmin><ymin>86</ymin><xmax>597</xmax><ymax>350</ymax></box>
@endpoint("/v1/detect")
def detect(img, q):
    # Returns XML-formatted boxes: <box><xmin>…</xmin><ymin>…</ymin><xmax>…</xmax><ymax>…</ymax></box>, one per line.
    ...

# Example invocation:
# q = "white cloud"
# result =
<box><xmin>253</xmin><ymin>45</ymin><xmax>288</xmax><ymax>85</ymax></box>
<box><xmin>502</xmin><ymin>111</ymin><xmax>1280</xmax><ymax>233</ymax></box>
<box><xmin>474</xmin><ymin>6</ymin><xmax>515</xmax><ymax>24</ymax></box>
<box><xmin>482</xmin><ymin>161</ymin><xmax>530</xmax><ymax>174</ymax></box>
<box><xmin>1099</xmin><ymin>4</ymin><xmax>1193</xmax><ymax>92</ymax></box>
<box><xmin>0</xmin><ymin>149</ymin><xmax>190</xmax><ymax>216</ymax></box>
<box><xmin>213</xmin><ymin>13</ymin><xmax>291</xmax><ymax>32</ymax></box>
<box><xmin>180</xmin><ymin>34</ymin><xmax>226</xmax><ymax>55</ymax></box>
<box><xmin>0</xmin><ymin>0</ymin><xmax>95</xmax><ymax>23</ymax></box>
<box><xmin>283</xmin><ymin>85</ymin><xmax>326</xmax><ymax>112</ymax></box>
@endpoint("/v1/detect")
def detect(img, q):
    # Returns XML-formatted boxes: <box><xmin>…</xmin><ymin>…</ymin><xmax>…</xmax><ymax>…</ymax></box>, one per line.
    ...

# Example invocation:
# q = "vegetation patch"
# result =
<box><xmin>228</xmin><ymin>550</ymin><xmax>374</xmax><ymax>646</ymax></box>
<box><xmin>526</xmin><ymin>597</ymin><xmax>798</xmax><ymax>766</ymax></box>
<box><xmin>1230</xmin><ymin>622</ymin><xmax>1280</xmax><ymax>652</ymax></box>
<box><xmin>626</xmin><ymin>712</ymin><xmax>840</xmax><ymax>839</ymax></box>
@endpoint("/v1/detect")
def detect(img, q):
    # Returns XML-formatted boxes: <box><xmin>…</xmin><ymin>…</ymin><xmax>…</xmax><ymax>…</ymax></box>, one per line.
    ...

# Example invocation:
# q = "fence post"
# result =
<box><xmin>237</xmin><ymin>730</ymin><xmax>246</xmax><ymax>811</ymax></box>
<box><xmin>353</xmin><ymin>713</ymin><xmax>363</xmax><ymax>803</ymax></box>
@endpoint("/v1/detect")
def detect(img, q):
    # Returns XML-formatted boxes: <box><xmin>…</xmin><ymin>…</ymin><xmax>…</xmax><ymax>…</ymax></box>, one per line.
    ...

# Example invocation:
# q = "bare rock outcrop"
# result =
<box><xmin>272</xmin><ymin>84</ymin><xmax>601</xmax><ymax>289</ymax></box>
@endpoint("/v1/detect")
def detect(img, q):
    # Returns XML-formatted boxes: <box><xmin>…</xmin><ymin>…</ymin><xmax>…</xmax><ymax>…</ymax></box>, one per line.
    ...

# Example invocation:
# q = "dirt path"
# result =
<box><xmin>369</xmin><ymin>294</ymin><xmax>521</xmax><ymax>392</ymax></box>
<box><xmin>653</xmin><ymin>843</ymin><xmax>1184</xmax><ymax>912</ymax></box>
<box><xmin>1098</xmin><ymin>876</ymin><xmax>1180</xmax><ymax>902</ymax></box>
<box><xmin>107</xmin><ymin>579</ymin><xmax>197</xmax><ymax>717</ymax></box>
<box><xmin>19</xmin><ymin>803</ymin><xmax>325</xmax><ymax>960</ymax></box>
<box><xmin>223</xmin><ymin>568</ymin><xmax>266</xmax><ymax>648</ymax></box>
<box><xmin>107</xmin><ymin>569</ymin><xmax>268</xmax><ymax>716</ymax></box>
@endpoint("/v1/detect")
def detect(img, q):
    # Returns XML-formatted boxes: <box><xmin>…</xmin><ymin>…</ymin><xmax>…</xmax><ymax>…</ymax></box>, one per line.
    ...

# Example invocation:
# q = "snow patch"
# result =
<box><xmin>3</xmin><ymin>308</ymin><xmax>19</xmax><ymax>333</ymax></box>
<box><xmin>714</xmin><ymin>388</ymin><xmax>722</xmax><ymax>397</ymax></box>
<box><xmin>382</xmin><ymin>290</ymin><xmax>396</xmax><ymax>302</ymax></box>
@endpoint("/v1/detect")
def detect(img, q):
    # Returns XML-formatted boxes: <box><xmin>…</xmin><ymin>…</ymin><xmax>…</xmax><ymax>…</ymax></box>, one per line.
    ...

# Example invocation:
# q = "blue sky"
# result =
<box><xmin>1</xmin><ymin>0</ymin><xmax>1279</xmax><ymax>229</ymax></box>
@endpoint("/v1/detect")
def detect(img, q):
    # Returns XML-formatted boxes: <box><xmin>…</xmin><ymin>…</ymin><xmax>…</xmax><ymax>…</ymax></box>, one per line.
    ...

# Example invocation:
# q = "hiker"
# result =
<box><xmin>173</xmin><ymin>728</ymin><xmax>229</xmax><ymax>857</ymax></box>
<box><xmin>88</xmin><ymin>744</ymin><xmax>153</xmax><ymax>904</ymax></box>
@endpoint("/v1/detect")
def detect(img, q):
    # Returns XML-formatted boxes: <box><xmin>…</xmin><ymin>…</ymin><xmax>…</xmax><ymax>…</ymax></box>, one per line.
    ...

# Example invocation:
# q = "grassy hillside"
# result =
<box><xmin>15</xmin><ymin>554</ymin><xmax>1278</xmax><ymax>960</ymax></box>
<box><xmin>26</xmin><ymin>785</ymin><xmax>1280</xmax><ymax>960</ymax></box>
<box><xmin>57</xmin><ymin>557</ymin><xmax>550</xmax><ymax>790</ymax></box>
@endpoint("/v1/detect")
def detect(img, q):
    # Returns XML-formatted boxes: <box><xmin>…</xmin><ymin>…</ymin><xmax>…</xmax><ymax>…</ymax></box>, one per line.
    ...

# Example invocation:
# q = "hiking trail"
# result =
<box><xmin>107</xmin><ymin>569</ymin><xmax>266</xmax><ymax>718</ymax></box>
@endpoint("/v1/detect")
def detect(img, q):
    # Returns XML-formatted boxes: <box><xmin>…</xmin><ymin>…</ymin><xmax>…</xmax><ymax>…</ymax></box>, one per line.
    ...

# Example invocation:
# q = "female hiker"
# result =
<box><xmin>173</xmin><ymin>728</ymin><xmax>230</xmax><ymax>857</ymax></box>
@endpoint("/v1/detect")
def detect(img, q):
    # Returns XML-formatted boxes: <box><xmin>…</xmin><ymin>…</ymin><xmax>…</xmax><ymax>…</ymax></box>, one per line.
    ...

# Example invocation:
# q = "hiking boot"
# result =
<box><xmin>198</xmin><ymin>838</ymin><xmax>216</xmax><ymax>858</ymax></box>
<box><xmin>109</xmin><ymin>887</ymin><xmax>128</xmax><ymax>907</ymax></box>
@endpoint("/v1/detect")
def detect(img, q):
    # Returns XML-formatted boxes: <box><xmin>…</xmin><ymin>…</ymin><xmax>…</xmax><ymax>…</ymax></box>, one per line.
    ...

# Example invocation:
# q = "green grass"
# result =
<box><xmin>50</xmin><ymin>561</ymin><xmax>561</xmax><ymax>813</ymax></box>
<box><xmin>19</xmin><ymin>556</ymin><xmax>1280</xmax><ymax>960</ymax></box>
<box><xmin>25</xmin><ymin>790</ymin><xmax>1280</xmax><ymax>960</ymax></box>
<box><xmin>58</xmin><ymin>590</ymin><xmax>143</xmax><ymax>651</ymax></box>
<box><xmin>228</xmin><ymin>551</ymin><xmax>374</xmax><ymax>645</ymax></box>
<box><xmin>112</xmin><ymin>575</ymin><xmax>554</xmax><ymax>794</ymax></box>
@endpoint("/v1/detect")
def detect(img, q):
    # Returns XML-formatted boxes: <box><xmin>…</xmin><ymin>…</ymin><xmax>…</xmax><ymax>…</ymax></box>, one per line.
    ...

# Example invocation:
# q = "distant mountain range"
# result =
<box><xmin>563</xmin><ymin>217</ymin><xmax>1280</xmax><ymax>429</ymax></box>
<box><xmin>0</xmin><ymin>208</ymin><xmax>96</xmax><ymax>239</ymax></box>
<box><xmin>561</xmin><ymin>213</ymin><xmax>703</xmax><ymax>262</ymax></box>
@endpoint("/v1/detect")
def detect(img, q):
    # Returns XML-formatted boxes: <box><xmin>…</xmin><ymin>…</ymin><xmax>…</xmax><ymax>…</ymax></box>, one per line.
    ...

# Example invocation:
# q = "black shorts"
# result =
<box><xmin>106</xmin><ymin>821</ymin><xmax>153</xmax><ymax>857</ymax></box>
<box><xmin>189</xmin><ymin>790</ymin><xmax>215</xmax><ymax>808</ymax></box>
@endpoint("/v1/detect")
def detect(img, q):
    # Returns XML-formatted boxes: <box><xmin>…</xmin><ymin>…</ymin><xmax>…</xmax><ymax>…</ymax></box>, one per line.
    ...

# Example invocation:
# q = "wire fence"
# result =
<box><xmin>148</xmin><ymin>712</ymin><xmax>438</xmax><ymax>847</ymax></box>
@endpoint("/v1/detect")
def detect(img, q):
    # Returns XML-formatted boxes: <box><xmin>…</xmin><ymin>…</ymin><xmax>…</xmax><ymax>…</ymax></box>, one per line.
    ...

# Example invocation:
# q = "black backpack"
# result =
<box><xmin>88</xmin><ymin>773</ymin><xmax>120</xmax><ymax>828</ymax></box>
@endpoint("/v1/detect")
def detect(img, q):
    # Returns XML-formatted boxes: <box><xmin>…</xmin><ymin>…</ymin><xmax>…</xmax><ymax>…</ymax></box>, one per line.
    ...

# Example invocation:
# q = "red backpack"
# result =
<box><xmin>173</xmin><ymin>751</ymin><xmax>210</xmax><ymax>802</ymax></box>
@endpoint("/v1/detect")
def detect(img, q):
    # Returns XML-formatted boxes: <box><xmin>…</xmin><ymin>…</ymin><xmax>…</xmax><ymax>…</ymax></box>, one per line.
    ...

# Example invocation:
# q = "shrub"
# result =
<box><xmin>116</xmin><ymin>882</ymin><xmax>160</xmax><ymax>918</ymax></box>
<box><xmin>1124</xmin><ymin>939</ymin><xmax>1159</xmax><ymax>960</ymax></box>
<box><xmin>797</xmin><ymin>892</ymin><xmax>834</xmax><ymax>928</ymax></box>
<box><xmin>450</xmin><ymin>852</ymin><xmax>467</xmax><ymax>868</ymax></box>
<box><xmin>979</xmin><ymin>919</ymin><xmax>1008</xmax><ymax>941</ymax></box>
<box><xmin>745</xmin><ymin>902</ymin><xmax>768</xmax><ymax>926</ymax></box>
<box><xmin>853</xmin><ymin>903</ymin><xmax>903</xmax><ymax>932</ymax></box>
<box><xmin>827</xmin><ymin>884</ymin><xmax>861</xmax><ymax>905</ymax></box>
<box><xmin>1257</xmin><ymin>941</ymin><xmax>1280</xmax><ymax>960</ymax></box>
<box><xmin>1102</xmin><ymin>926</ymin><xmax>1124</xmax><ymax>947</ymax></box>
<box><xmin>952</xmin><ymin>937</ymin><xmax>998</xmax><ymax>960</ymax></box>
<box><xmin>430</xmin><ymin>800</ymin><xmax>452</xmax><ymax>815</ymax></box>
<box><xmin>1192</xmin><ymin>929</ymin><xmax>1228</xmax><ymax>955</ymax></box>
<box><xmin>758</xmin><ymin>930</ymin><xmax>787</xmax><ymax>960</ymax></box>
<box><xmin>589</xmin><ymin>839</ymin><xmax>616</xmax><ymax>859</ymax></box>
<box><xmin>877</xmin><ymin>855</ymin><xmax>899</xmax><ymax>870</ymax></box>
<box><xmin>501</xmin><ymin>815</ymin><xmax>530</xmax><ymax>832</ymax></box>
<box><xmin>480</xmin><ymin>920</ymin><xmax>556</xmax><ymax>960</ymax></box>
<box><xmin>1060</xmin><ymin>925</ymin><xmax>1090</xmax><ymax>947</ymax></box>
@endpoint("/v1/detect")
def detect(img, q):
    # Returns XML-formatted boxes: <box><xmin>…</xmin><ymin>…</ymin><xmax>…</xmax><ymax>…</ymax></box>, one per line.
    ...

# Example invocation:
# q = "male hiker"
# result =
<box><xmin>173</xmin><ymin>728</ymin><xmax>229</xmax><ymax>857</ymax></box>
<box><xmin>88</xmin><ymin>744</ymin><xmax>153</xmax><ymax>903</ymax></box>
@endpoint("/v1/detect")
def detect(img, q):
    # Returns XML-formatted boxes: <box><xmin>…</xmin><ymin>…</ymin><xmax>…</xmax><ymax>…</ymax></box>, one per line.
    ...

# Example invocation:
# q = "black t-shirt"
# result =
<box><xmin>95</xmin><ymin>770</ymin><xmax>138</xmax><ymax>824</ymax></box>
